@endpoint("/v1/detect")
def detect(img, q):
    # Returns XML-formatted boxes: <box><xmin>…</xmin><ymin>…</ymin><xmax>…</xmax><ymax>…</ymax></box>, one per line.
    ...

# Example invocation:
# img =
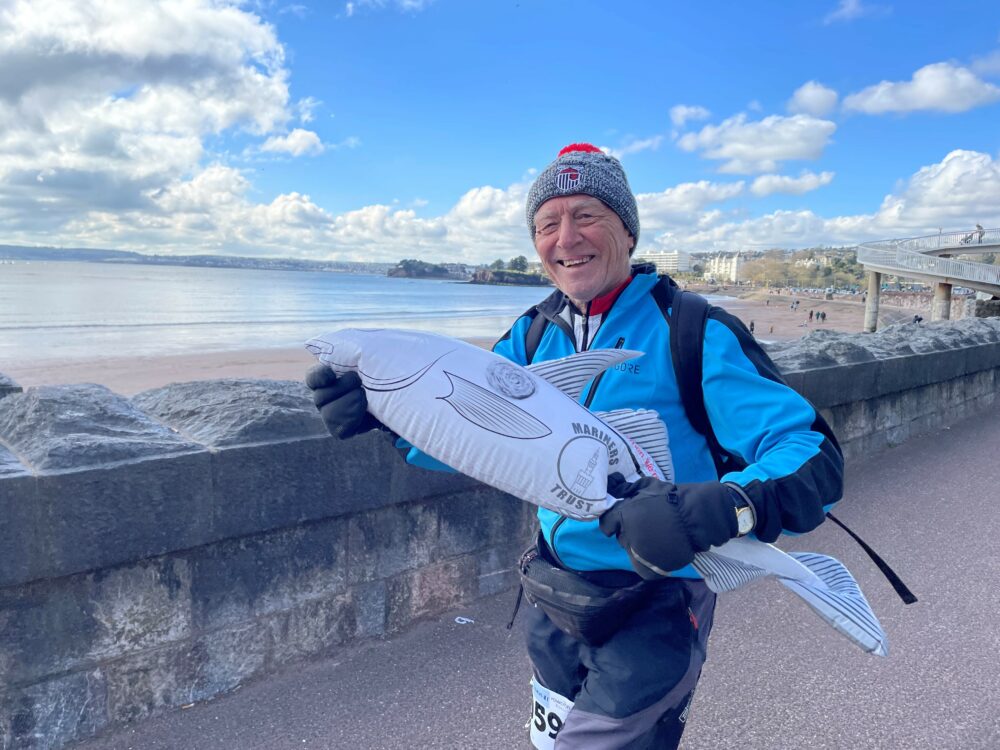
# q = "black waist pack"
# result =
<box><xmin>518</xmin><ymin>543</ymin><xmax>652</xmax><ymax>647</ymax></box>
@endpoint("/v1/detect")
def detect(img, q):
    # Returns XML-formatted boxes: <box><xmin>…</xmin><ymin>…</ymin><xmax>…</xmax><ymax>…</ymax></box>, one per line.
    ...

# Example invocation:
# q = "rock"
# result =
<box><xmin>767</xmin><ymin>317</ymin><xmax>1000</xmax><ymax>373</ymax></box>
<box><xmin>0</xmin><ymin>371</ymin><xmax>22</xmax><ymax>400</ymax></box>
<box><xmin>0</xmin><ymin>384</ymin><xmax>200</xmax><ymax>472</ymax></box>
<box><xmin>131</xmin><ymin>379</ymin><xmax>328</xmax><ymax>448</ymax></box>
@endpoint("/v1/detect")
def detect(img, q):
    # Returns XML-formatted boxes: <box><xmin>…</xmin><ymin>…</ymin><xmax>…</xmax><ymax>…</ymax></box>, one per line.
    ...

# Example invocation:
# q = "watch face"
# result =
<box><xmin>736</xmin><ymin>507</ymin><xmax>754</xmax><ymax>535</ymax></box>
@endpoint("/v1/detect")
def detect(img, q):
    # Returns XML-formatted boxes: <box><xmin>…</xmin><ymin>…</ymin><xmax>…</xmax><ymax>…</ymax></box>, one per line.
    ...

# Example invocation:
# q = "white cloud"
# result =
<box><xmin>750</xmin><ymin>171</ymin><xmax>835</xmax><ymax>197</ymax></box>
<box><xmin>0</xmin><ymin>0</ymin><xmax>293</xmax><ymax>231</ymax></box>
<box><xmin>824</xmin><ymin>0</ymin><xmax>890</xmax><ymax>24</ymax></box>
<box><xmin>788</xmin><ymin>81</ymin><xmax>839</xmax><ymax>117</ymax></box>
<box><xmin>607</xmin><ymin>136</ymin><xmax>664</xmax><ymax>160</ymax></box>
<box><xmin>651</xmin><ymin>150</ymin><xmax>1000</xmax><ymax>251</ymax></box>
<box><xmin>636</xmin><ymin>181</ymin><xmax>744</xmax><ymax>231</ymax></box>
<box><xmin>279</xmin><ymin>4</ymin><xmax>308</xmax><ymax>18</ymax></box>
<box><xmin>677</xmin><ymin>114</ymin><xmax>837</xmax><ymax>174</ymax></box>
<box><xmin>844</xmin><ymin>62</ymin><xmax>1000</xmax><ymax>114</ymax></box>
<box><xmin>669</xmin><ymin>105</ymin><xmax>710</xmax><ymax>128</ymax></box>
<box><xmin>297</xmin><ymin>96</ymin><xmax>321</xmax><ymax>123</ymax></box>
<box><xmin>344</xmin><ymin>0</ymin><xmax>434</xmax><ymax>16</ymax></box>
<box><xmin>261</xmin><ymin>129</ymin><xmax>325</xmax><ymax>156</ymax></box>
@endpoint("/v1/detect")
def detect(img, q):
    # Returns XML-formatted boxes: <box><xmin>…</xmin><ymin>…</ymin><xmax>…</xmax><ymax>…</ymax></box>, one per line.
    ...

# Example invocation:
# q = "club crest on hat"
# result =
<box><xmin>555</xmin><ymin>166</ymin><xmax>580</xmax><ymax>192</ymax></box>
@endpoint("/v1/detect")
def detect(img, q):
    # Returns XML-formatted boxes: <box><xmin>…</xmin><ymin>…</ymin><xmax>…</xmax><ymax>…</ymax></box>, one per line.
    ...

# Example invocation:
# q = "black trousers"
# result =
<box><xmin>524</xmin><ymin>571</ymin><xmax>716</xmax><ymax>749</ymax></box>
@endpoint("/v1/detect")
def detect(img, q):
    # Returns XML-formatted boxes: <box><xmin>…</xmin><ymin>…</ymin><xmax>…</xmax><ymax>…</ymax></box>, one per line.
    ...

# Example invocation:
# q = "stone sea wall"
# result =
<box><xmin>2</xmin><ymin>316</ymin><xmax>1000</xmax><ymax>749</ymax></box>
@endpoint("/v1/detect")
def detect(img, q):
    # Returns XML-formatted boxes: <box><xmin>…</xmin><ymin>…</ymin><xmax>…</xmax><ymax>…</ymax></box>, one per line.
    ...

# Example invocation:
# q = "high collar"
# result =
<box><xmin>534</xmin><ymin>263</ymin><xmax>660</xmax><ymax>321</ymax></box>
<box><xmin>587</xmin><ymin>277</ymin><xmax>633</xmax><ymax>315</ymax></box>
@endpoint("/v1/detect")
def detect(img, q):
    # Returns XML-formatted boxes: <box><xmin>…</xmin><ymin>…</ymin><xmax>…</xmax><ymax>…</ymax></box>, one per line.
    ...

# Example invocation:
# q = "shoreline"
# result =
<box><xmin>2</xmin><ymin>295</ymin><xmax>918</xmax><ymax>397</ymax></box>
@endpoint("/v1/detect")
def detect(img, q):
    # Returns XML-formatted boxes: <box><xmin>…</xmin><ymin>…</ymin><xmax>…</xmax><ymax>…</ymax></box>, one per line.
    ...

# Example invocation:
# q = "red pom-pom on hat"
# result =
<box><xmin>558</xmin><ymin>143</ymin><xmax>603</xmax><ymax>157</ymax></box>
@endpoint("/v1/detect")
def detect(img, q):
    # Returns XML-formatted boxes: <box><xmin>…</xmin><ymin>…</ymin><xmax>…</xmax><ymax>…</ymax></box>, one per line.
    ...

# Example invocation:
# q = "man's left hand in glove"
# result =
<box><xmin>599</xmin><ymin>473</ymin><xmax>750</xmax><ymax>580</ymax></box>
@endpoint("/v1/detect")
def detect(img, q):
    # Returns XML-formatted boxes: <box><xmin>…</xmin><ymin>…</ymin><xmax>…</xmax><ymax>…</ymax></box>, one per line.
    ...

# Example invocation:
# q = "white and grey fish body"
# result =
<box><xmin>305</xmin><ymin>327</ymin><xmax>670</xmax><ymax>520</ymax></box>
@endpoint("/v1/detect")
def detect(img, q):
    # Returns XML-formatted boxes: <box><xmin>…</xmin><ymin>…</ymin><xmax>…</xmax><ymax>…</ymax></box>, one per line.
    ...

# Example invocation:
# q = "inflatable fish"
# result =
<box><xmin>307</xmin><ymin>327</ymin><xmax>667</xmax><ymax>520</ymax></box>
<box><xmin>306</xmin><ymin>328</ymin><xmax>888</xmax><ymax>656</ymax></box>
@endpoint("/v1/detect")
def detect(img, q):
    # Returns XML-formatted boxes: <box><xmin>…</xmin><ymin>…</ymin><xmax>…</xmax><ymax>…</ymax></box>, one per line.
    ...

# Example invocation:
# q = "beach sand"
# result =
<box><xmin>3</xmin><ymin>293</ymin><xmax>914</xmax><ymax>396</ymax></box>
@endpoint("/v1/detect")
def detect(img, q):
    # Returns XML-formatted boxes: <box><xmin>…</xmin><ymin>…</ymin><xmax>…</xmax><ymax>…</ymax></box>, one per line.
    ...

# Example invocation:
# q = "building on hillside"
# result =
<box><xmin>526</xmin><ymin>261</ymin><xmax>546</xmax><ymax>275</ymax></box>
<box><xmin>635</xmin><ymin>250</ymin><xmax>692</xmax><ymax>275</ymax></box>
<box><xmin>793</xmin><ymin>254</ymin><xmax>833</xmax><ymax>269</ymax></box>
<box><xmin>702</xmin><ymin>252</ymin><xmax>745</xmax><ymax>283</ymax></box>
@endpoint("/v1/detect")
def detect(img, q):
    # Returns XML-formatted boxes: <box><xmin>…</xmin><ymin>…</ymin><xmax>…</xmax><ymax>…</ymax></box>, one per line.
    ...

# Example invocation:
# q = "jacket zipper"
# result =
<box><xmin>550</xmin><ymin>333</ymin><xmax>627</xmax><ymax>569</ymax></box>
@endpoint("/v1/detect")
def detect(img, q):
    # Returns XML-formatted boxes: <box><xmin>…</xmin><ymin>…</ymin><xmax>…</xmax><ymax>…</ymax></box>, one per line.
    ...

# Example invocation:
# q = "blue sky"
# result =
<box><xmin>1</xmin><ymin>0</ymin><xmax>999</xmax><ymax>263</ymax></box>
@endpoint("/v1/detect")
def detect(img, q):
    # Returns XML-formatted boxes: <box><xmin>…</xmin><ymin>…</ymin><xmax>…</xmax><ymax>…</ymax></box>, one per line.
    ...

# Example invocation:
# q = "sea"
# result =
<box><xmin>0</xmin><ymin>261</ymin><xmax>556</xmax><ymax>365</ymax></box>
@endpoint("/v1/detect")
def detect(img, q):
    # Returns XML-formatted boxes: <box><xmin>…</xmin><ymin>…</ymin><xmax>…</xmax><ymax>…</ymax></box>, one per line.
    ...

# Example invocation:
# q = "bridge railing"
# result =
<box><xmin>862</xmin><ymin>227</ymin><xmax>1000</xmax><ymax>253</ymax></box>
<box><xmin>856</xmin><ymin>244</ymin><xmax>1000</xmax><ymax>287</ymax></box>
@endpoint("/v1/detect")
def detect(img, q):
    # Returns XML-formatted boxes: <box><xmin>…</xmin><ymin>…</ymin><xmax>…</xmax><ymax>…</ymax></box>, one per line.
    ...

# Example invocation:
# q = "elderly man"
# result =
<box><xmin>307</xmin><ymin>143</ymin><xmax>844</xmax><ymax>749</ymax></box>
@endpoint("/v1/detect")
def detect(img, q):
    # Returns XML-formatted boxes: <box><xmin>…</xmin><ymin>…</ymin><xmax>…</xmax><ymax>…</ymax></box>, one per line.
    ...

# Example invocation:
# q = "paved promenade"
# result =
<box><xmin>77</xmin><ymin>402</ymin><xmax>1000</xmax><ymax>750</ymax></box>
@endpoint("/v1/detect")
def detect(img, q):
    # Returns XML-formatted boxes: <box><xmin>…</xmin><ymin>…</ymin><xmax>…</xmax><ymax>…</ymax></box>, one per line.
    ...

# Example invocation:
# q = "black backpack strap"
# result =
<box><xmin>825</xmin><ymin>512</ymin><xmax>918</xmax><ymax>603</ymax></box>
<box><xmin>524</xmin><ymin>309</ymin><xmax>549</xmax><ymax>365</ymax></box>
<box><xmin>653</xmin><ymin>280</ymin><xmax>744</xmax><ymax>478</ymax></box>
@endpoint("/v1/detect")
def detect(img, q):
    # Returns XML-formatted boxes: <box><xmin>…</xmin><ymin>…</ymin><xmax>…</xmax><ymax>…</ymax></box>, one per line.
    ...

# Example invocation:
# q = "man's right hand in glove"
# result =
<box><xmin>599</xmin><ymin>472</ymin><xmax>740</xmax><ymax>580</ymax></box>
<box><xmin>305</xmin><ymin>364</ymin><xmax>384</xmax><ymax>439</ymax></box>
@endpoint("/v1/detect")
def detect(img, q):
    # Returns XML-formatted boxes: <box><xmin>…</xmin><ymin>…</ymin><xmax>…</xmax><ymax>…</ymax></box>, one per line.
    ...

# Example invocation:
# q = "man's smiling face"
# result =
<box><xmin>532</xmin><ymin>195</ymin><xmax>635</xmax><ymax>309</ymax></box>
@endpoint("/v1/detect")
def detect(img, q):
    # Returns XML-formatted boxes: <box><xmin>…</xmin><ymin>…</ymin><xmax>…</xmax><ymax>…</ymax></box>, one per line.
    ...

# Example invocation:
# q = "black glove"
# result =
<box><xmin>599</xmin><ymin>473</ymin><xmax>739</xmax><ymax>580</ymax></box>
<box><xmin>305</xmin><ymin>364</ymin><xmax>384</xmax><ymax>439</ymax></box>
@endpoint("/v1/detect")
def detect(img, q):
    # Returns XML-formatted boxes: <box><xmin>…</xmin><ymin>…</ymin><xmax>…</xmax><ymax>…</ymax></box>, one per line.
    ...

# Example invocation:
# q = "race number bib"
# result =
<box><xmin>529</xmin><ymin>679</ymin><xmax>573</xmax><ymax>750</ymax></box>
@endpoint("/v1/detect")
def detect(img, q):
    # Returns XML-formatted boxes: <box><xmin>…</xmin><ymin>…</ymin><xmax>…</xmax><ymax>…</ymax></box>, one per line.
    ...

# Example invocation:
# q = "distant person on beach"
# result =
<box><xmin>749</xmin><ymin>320</ymin><xmax>755</xmax><ymax>335</ymax></box>
<box><xmin>809</xmin><ymin>310</ymin><xmax>814</xmax><ymax>322</ymax></box>
<box><xmin>306</xmin><ymin>143</ymin><xmax>844</xmax><ymax>749</ymax></box>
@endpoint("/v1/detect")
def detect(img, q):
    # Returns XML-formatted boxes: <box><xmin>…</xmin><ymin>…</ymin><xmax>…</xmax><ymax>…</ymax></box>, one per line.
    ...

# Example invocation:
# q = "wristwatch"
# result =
<box><xmin>724</xmin><ymin>484</ymin><xmax>756</xmax><ymax>537</ymax></box>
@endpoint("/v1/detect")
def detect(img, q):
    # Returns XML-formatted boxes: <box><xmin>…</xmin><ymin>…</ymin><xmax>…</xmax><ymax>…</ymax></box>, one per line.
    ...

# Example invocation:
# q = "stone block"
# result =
<box><xmin>476</xmin><ymin>542</ymin><xmax>522</xmax><ymax>597</ymax></box>
<box><xmin>347</xmin><ymin>501</ymin><xmax>439</xmax><ymax>585</ymax></box>
<box><xmin>187</xmin><ymin>522</ymin><xmax>349</xmax><ymax>632</ymax></box>
<box><xmin>0</xmin><ymin>385</ymin><xmax>201</xmax><ymax>472</ymax></box>
<box><xmin>0</xmin><ymin>474</ymin><xmax>40</xmax><ymax>589</ymax></box>
<box><xmin>104</xmin><ymin>642</ymin><xmax>199</xmax><ymax>726</ymax></box>
<box><xmin>796</xmin><ymin>361</ymin><xmax>879</xmax><ymax>408</ymax></box>
<box><xmin>436</xmin><ymin>487</ymin><xmax>525</xmax><ymax>559</ymax></box>
<box><xmin>131</xmin><ymin>379</ymin><xmax>327</xmax><ymax>448</ymax></box>
<box><xmin>187</xmin><ymin>622</ymin><xmax>272</xmax><ymax>704</ymax></box>
<box><xmin>964</xmin><ymin>342</ymin><xmax>1000</xmax><ymax>373</ymax></box>
<box><xmin>387</xmin><ymin>452</ymin><xmax>482</xmax><ymax>505</ymax></box>
<box><xmin>0</xmin><ymin>669</ymin><xmax>108</xmax><ymax>750</ymax></box>
<box><xmin>207</xmin><ymin>436</ymin><xmax>391</xmax><ymax>541</ymax></box>
<box><xmin>385</xmin><ymin>557</ymin><xmax>477</xmax><ymax>633</ymax></box>
<box><xmin>885</xmin><ymin>421</ymin><xmax>911</xmax><ymax>447</ymax></box>
<box><xmin>872</xmin><ymin>393</ymin><xmax>903</xmax><ymax>433</ymax></box>
<box><xmin>33</xmin><ymin>452</ymin><xmax>215</xmax><ymax>582</ymax></box>
<box><xmin>353</xmin><ymin>581</ymin><xmax>387</xmax><ymax>638</ymax></box>
<box><xmin>0</xmin><ymin>558</ymin><xmax>191</xmax><ymax>687</ymax></box>
<box><xmin>268</xmin><ymin>592</ymin><xmax>357</xmax><ymax>665</ymax></box>
<box><xmin>105</xmin><ymin>618</ymin><xmax>273</xmax><ymax>725</ymax></box>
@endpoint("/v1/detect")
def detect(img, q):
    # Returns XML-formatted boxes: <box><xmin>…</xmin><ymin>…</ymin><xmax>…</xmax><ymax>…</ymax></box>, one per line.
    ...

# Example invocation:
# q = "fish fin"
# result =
<box><xmin>783</xmin><ymin>552</ymin><xmax>889</xmax><ymax>656</ymax></box>
<box><xmin>595</xmin><ymin>408</ymin><xmax>673</xmax><ymax>480</ymax></box>
<box><xmin>439</xmin><ymin>372</ymin><xmax>552</xmax><ymax>439</ymax></box>
<box><xmin>526</xmin><ymin>349</ymin><xmax>643</xmax><ymax>400</ymax></box>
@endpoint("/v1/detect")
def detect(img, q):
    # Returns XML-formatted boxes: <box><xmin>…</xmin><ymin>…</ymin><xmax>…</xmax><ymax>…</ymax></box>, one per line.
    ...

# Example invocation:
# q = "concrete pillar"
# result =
<box><xmin>932</xmin><ymin>282</ymin><xmax>952</xmax><ymax>321</ymax></box>
<box><xmin>863</xmin><ymin>271</ymin><xmax>881</xmax><ymax>332</ymax></box>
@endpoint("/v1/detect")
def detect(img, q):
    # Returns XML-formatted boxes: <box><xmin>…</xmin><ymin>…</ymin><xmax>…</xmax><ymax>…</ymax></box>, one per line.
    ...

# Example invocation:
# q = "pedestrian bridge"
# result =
<box><xmin>855</xmin><ymin>227</ymin><xmax>1000</xmax><ymax>328</ymax></box>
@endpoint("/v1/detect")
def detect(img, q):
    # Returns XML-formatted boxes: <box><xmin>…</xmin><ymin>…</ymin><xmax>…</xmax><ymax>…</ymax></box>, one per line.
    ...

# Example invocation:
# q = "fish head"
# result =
<box><xmin>304</xmin><ymin>328</ymin><xmax>461</xmax><ymax>380</ymax></box>
<box><xmin>304</xmin><ymin>329</ymin><xmax>377</xmax><ymax>374</ymax></box>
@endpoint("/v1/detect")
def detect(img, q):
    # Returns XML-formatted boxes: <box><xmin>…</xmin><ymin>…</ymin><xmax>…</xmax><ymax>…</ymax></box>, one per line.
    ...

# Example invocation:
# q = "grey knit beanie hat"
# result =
<box><xmin>526</xmin><ymin>143</ymin><xmax>639</xmax><ymax>250</ymax></box>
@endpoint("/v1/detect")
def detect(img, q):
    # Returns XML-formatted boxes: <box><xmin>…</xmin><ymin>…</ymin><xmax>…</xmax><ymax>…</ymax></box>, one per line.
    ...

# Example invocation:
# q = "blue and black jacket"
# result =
<box><xmin>409</xmin><ymin>265</ymin><xmax>844</xmax><ymax>578</ymax></box>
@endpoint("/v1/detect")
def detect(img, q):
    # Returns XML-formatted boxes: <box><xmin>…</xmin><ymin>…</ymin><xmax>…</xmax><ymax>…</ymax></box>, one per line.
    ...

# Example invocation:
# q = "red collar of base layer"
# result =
<box><xmin>588</xmin><ymin>277</ymin><xmax>633</xmax><ymax>315</ymax></box>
